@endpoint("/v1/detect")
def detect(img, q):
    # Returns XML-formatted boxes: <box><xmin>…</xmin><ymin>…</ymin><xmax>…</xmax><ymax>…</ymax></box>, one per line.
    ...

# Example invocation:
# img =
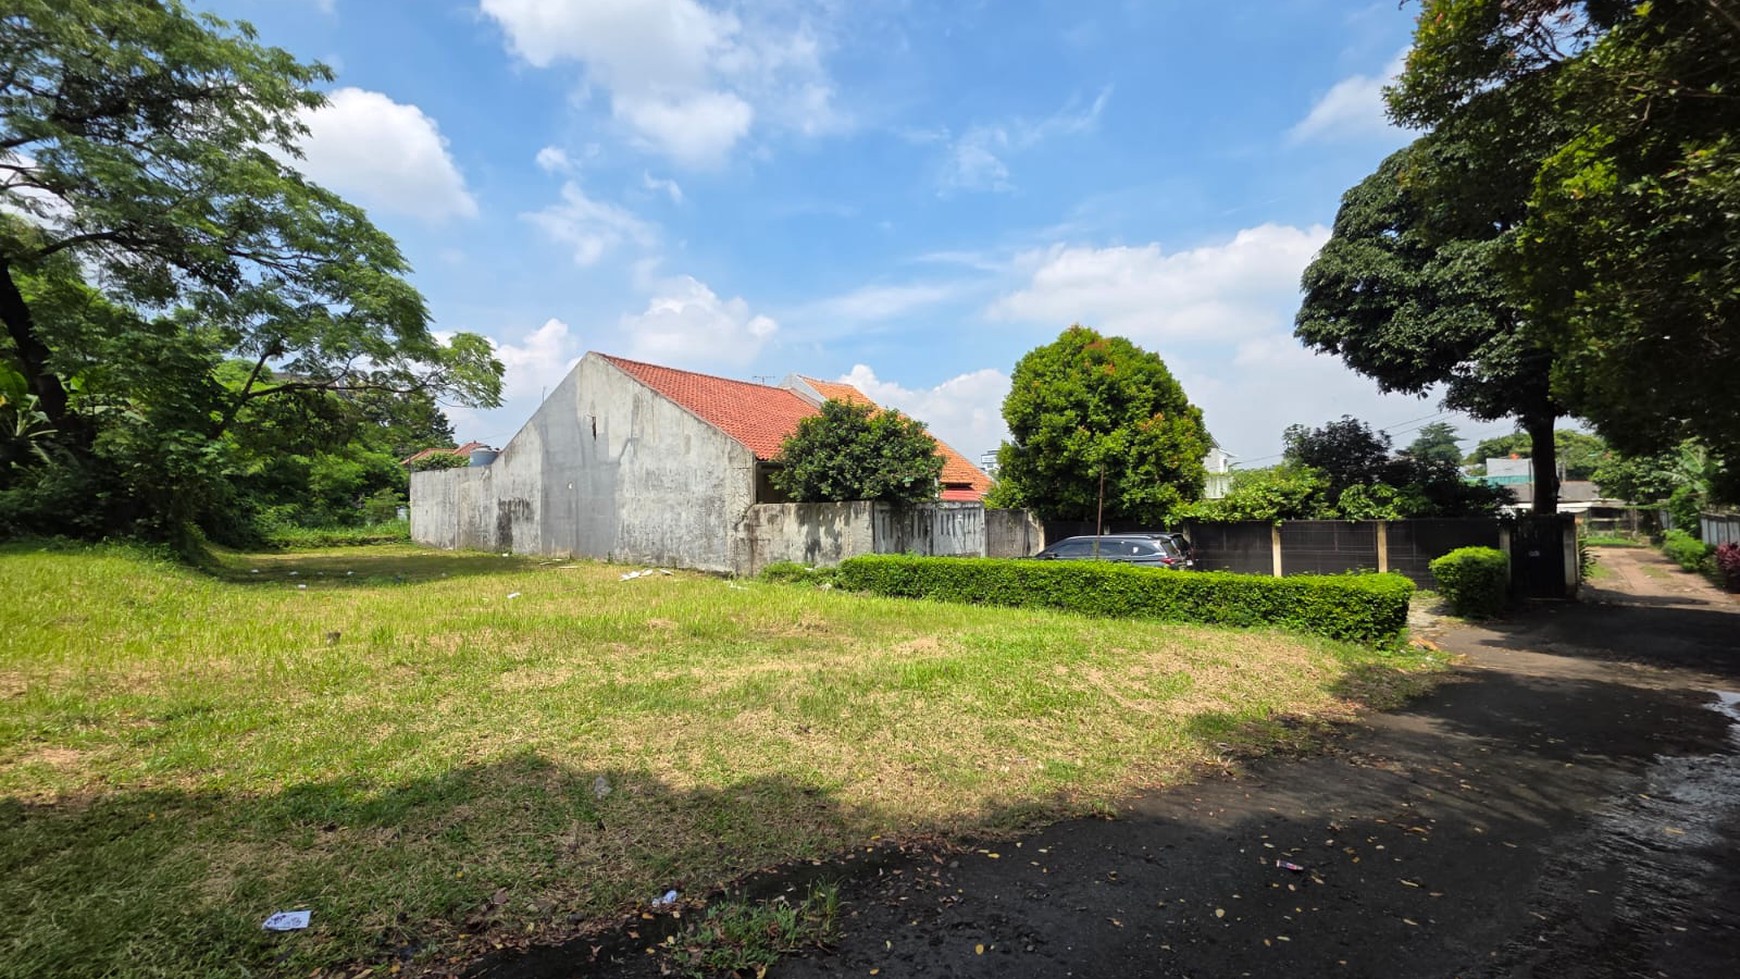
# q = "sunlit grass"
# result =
<box><xmin>0</xmin><ymin>541</ymin><xmax>1442</xmax><ymax>978</ymax></box>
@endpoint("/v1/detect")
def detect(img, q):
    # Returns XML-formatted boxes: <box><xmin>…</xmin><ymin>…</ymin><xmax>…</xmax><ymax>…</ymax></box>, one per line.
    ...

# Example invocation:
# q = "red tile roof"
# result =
<box><xmin>795</xmin><ymin>375</ymin><xmax>992</xmax><ymax>500</ymax></box>
<box><xmin>601</xmin><ymin>354</ymin><xmax>818</xmax><ymax>461</ymax></box>
<box><xmin>402</xmin><ymin>441</ymin><xmax>489</xmax><ymax>466</ymax></box>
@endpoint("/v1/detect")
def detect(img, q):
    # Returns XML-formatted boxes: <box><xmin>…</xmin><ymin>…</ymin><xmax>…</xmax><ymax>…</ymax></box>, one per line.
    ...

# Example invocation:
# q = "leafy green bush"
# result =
<box><xmin>1661</xmin><ymin>528</ymin><xmax>1712</xmax><ymax>572</ymax></box>
<box><xmin>1428</xmin><ymin>547</ymin><xmax>1510</xmax><ymax>618</ymax></box>
<box><xmin>834</xmin><ymin>555</ymin><xmax>1414</xmax><ymax>645</ymax></box>
<box><xmin>758</xmin><ymin>561</ymin><xmax>838</xmax><ymax>586</ymax></box>
<box><xmin>1666</xmin><ymin>485</ymin><xmax>1704</xmax><ymax>537</ymax></box>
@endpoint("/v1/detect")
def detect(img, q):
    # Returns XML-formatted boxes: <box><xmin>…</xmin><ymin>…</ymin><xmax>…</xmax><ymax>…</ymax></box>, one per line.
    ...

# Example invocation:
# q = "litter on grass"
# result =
<box><xmin>262</xmin><ymin>910</ymin><xmax>311</xmax><ymax>931</ymax></box>
<box><xmin>506</xmin><ymin>592</ymin><xmax>522</xmax><ymax>600</ymax></box>
<box><xmin>652</xmin><ymin>890</ymin><xmax>679</xmax><ymax>908</ymax></box>
<box><xmin>619</xmin><ymin>569</ymin><xmax>672</xmax><ymax>581</ymax></box>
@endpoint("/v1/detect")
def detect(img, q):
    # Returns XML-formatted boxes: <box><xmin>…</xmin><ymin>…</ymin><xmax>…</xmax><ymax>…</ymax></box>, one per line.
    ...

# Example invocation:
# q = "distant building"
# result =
<box><xmin>1204</xmin><ymin>447</ymin><xmax>1235</xmax><ymax>500</ymax></box>
<box><xmin>410</xmin><ymin>353</ymin><xmax>991</xmax><ymax>571</ymax></box>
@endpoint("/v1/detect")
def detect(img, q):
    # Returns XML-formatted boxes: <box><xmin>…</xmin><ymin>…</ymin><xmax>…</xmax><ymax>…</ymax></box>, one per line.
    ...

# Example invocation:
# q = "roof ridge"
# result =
<box><xmin>598</xmin><ymin>352</ymin><xmax>778</xmax><ymax>392</ymax></box>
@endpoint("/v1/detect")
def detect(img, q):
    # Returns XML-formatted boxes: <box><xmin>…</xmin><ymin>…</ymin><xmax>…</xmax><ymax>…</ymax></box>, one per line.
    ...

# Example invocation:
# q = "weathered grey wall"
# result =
<box><xmin>732</xmin><ymin>501</ymin><xmax>877</xmax><ymax>575</ymax></box>
<box><xmin>985</xmin><ymin>508</ymin><xmax>1044</xmax><ymax>558</ymax></box>
<box><xmin>873</xmin><ymin>502</ymin><xmax>985</xmax><ymax>557</ymax></box>
<box><xmin>411</xmin><ymin>355</ymin><xmax>758</xmax><ymax>572</ymax></box>
<box><xmin>733</xmin><ymin>502</ymin><xmax>1044</xmax><ymax>574</ymax></box>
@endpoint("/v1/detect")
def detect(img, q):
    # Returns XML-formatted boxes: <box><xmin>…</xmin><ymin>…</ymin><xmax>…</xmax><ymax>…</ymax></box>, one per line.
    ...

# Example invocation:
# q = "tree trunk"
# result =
<box><xmin>1523</xmin><ymin>412</ymin><xmax>1559</xmax><ymax>514</ymax></box>
<box><xmin>0</xmin><ymin>258</ymin><xmax>70</xmax><ymax>426</ymax></box>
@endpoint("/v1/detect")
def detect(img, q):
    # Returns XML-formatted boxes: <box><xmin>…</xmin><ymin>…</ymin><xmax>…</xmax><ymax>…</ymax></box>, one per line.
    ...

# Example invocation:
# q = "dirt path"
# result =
<box><xmin>1585</xmin><ymin>544</ymin><xmax>1740</xmax><ymax>609</ymax></box>
<box><xmin>472</xmin><ymin>563</ymin><xmax>1740</xmax><ymax>979</ymax></box>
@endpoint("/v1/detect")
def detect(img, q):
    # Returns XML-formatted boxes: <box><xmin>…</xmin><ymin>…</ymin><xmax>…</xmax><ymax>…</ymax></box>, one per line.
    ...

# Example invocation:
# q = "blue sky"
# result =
<box><xmin>206</xmin><ymin>0</ymin><xmax>1512</xmax><ymax>465</ymax></box>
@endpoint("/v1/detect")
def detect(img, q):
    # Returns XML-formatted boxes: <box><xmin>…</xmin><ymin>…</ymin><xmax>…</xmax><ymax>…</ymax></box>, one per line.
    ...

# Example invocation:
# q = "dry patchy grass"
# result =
<box><xmin>0</xmin><ymin>541</ymin><xmax>1442</xmax><ymax>978</ymax></box>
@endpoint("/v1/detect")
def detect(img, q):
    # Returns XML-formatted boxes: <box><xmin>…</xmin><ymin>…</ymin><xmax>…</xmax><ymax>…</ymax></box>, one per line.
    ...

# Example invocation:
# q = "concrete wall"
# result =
<box><xmin>732</xmin><ymin>501</ymin><xmax>877</xmax><ymax>575</ymax></box>
<box><xmin>411</xmin><ymin>354</ymin><xmax>758</xmax><ymax>572</ymax></box>
<box><xmin>985</xmin><ymin>508</ymin><xmax>1044</xmax><ymax>558</ymax></box>
<box><xmin>732</xmin><ymin>502</ymin><xmax>1042</xmax><ymax>575</ymax></box>
<box><xmin>873</xmin><ymin>502</ymin><xmax>985</xmax><ymax>557</ymax></box>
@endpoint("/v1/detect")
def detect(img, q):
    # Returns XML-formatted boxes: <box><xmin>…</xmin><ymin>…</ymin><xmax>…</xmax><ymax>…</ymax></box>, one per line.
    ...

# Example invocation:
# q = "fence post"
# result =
<box><xmin>1271</xmin><ymin>523</ymin><xmax>1283</xmax><ymax>578</ymax></box>
<box><xmin>1376</xmin><ymin>520</ymin><xmax>1389</xmax><ymax>574</ymax></box>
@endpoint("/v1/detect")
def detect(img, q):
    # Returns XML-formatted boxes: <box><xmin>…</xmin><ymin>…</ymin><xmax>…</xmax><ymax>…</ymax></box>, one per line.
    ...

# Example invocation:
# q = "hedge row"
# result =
<box><xmin>1428</xmin><ymin>546</ymin><xmax>1509</xmax><ymax>618</ymax></box>
<box><xmin>833</xmin><ymin>555</ymin><xmax>1414</xmax><ymax>645</ymax></box>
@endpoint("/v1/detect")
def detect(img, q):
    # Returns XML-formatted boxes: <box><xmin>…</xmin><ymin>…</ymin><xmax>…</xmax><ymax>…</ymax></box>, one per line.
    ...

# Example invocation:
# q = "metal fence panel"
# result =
<box><xmin>1703</xmin><ymin>513</ymin><xmax>1740</xmax><ymax>547</ymax></box>
<box><xmin>1278</xmin><ymin>520</ymin><xmax>1379</xmax><ymax>576</ymax></box>
<box><xmin>1184</xmin><ymin>520</ymin><xmax>1274</xmax><ymax>575</ymax></box>
<box><xmin>1386</xmin><ymin>518</ymin><xmax>1503</xmax><ymax>589</ymax></box>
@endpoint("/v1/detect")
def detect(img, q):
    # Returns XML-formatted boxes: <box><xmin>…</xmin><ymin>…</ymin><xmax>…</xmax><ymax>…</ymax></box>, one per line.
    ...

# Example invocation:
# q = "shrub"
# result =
<box><xmin>758</xmin><ymin>561</ymin><xmax>838</xmax><ymax>587</ymax></box>
<box><xmin>833</xmin><ymin>555</ymin><xmax>1414</xmax><ymax>645</ymax></box>
<box><xmin>1428</xmin><ymin>547</ymin><xmax>1510</xmax><ymax>618</ymax></box>
<box><xmin>1717</xmin><ymin>541</ymin><xmax>1740</xmax><ymax>592</ymax></box>
<box><xmin>1665</xmin><ymin>485</ymin><xmax>1704</xmax><ymax>536</ymax></box>
<box><xmin>1661</xmin><ymin>528</ymin><xmax>1712</xmax><ymax>572</ymax></box>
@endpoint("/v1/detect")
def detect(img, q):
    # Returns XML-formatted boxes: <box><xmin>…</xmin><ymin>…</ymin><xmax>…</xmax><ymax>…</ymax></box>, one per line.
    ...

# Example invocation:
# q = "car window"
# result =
<box><xmin>1125</xmin><ymin>542</ymin><xmax>1158</xmax><ymax>555</ymax></box>
<box><xmin>1048</xmin><ymin>540</ymin><xmax>1094</xmax><ymax>558</ymax></box>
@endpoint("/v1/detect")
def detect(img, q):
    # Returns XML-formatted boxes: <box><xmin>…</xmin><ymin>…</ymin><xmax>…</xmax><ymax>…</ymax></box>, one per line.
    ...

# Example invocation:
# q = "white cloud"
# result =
<box><xmin>797</xmin><ymin>282</ymin><xmax>964</xmax><ymax>324</ymax></box>
<box><xmin>480</xmin><ymin>0</ymin><xmax>843</xmax><ymax>168</ymax></box>
<box><xmin>294</xmin><ymin>88</ymin><xmax>477</xmax><ymax>221</ymax></box>
<box><xmin>837</xmin><ymin>364</ymin><xmax>1011</xmax><ymax>461</ymax></box>
<box><xmin>524</xmin><ymin>180</ymin><xmax>657</xmax><ymax>265</ymax></box>
<box><xmin>535</xmin><ymin>146</ymin><xmax>574</xmax><ymax>173</ymax></box>
<box><xmin>1288</xmin><ymin>54</ymin><xmax>1411</xmax><ymax>144</ymax></box>
<box><xmin>491</xmin><ymin>317</ymin><xmax>585</xmax><ymax>404</ymax></box>
<box><xmin>642</xmin><ymin>172</ymin><xmax>684</xmax><ymax>204</ymax></box>
<box><xmin>988</xmin><ymin>223</ymin><xmax>1330</xmax><ymax>343</ymax></box>
<box><xmin>942</xmin><ymin>87</ymin><xmax>1112</xmax><ymax>194</ymax></box>
<box><xmin>1172</xmin><ymin>334</ymin><xmax>1481</xmax><ymax>465</ymax></box>
<box><xmin>620</xmin><ymin>275</ymin><xmax>777</xmax><ymax>368</ymax></box>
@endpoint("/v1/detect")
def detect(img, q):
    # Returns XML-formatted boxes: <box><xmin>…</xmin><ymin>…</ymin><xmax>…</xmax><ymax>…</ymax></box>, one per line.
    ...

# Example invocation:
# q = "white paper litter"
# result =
<box><xmin>296</xmin><ymin>584</ymin><xmax>307</xmax><ymax>590</ymax></box>
<box><xmin>652</xmin><ymin>889</ymin><xmax>679</xmax><ymax>908</ymax></box>
<box><xmin>262</xmin><ymin>910</ymin><xmax>310</xmax><ymax>931</ymax></box>
<box><xmin>506</xmin><ymin>592</ymin><xmax>522</xmax><ymax>600</ymax></box>
<box><xmin>619</xmin><ymin>568</ymin><xmax>670</xmax><ymax>581</ymax></box>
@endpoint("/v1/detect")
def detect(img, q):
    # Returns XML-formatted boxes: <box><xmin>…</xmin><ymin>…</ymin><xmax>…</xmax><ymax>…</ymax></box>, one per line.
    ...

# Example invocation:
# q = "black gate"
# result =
<box><xmin>1508</xmin><ymin>514</ymin><xmax>1574</xmax><ymax>599</ymax></box>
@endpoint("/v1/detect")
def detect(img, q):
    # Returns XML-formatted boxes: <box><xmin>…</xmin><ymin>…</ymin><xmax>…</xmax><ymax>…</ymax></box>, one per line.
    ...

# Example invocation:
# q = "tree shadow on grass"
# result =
<box><xmin>0</xmin><ymin>754</ymin><xmax>858</xmax><ymax>979</ymax></box>
<box><xmin>198</xmin><ymin>546</ymin><xmax>565</xmax><ymax>586</ymax></box>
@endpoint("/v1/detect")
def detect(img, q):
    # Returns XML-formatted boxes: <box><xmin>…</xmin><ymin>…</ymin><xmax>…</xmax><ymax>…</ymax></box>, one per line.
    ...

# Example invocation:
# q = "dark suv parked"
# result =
<box><xmin>1033</xmin><ymin>535</ymin><xmax>1188</xmax><ymax>569</ymax></box>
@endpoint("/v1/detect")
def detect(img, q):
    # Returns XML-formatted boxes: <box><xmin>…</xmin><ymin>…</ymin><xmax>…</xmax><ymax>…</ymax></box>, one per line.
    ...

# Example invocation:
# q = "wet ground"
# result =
<box><xmin>471</xmin><ymin>547</ymin><xmax>1740</xmax><ymax>978</ymax></box>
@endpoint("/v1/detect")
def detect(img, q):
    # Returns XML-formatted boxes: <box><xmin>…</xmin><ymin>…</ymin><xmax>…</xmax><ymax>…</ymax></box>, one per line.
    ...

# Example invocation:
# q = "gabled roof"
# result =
<box><xmin>600</xmin><ymin>354</ymin><xmax>817</xmax><ymax>461</ymax></box>
<box><xmin>792</xmin><ymin>375</ymin><xmax>992</xmax><ymax>498</ymax></box>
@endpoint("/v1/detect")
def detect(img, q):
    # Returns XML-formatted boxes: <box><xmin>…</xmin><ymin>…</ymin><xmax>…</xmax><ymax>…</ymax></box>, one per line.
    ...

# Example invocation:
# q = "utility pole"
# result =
<box><xmin>1093</xmin><ymin>465</ymin><xmax>1106</xmax><ymax>558</ymax></box>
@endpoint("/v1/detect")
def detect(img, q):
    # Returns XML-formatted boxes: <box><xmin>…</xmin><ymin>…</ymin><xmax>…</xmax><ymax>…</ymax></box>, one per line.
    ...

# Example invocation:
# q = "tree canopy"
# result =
<box><xmin>993</xmin><ymin>326</ymin><xmax>1209</xmax><ymax>526</ymax></box>
<box><xmin>0</xmin><ymin>0</ymin><xmax>501</xmax><ymax>541</ymax></box>
<box><xmin>1295</xmin><ymin>137</ymin><xmax>1564</xmax><ymax>512</ymax></box>
<box><xmin>1405</xmin><ymin>422</ymin><xmax>1464</xmax><ymax>468</ymax></box>
<box><xmin>769</xmin><ymin>399</ymin><xmax>943</xmax><ymax>506</ymax></box>
<box><xmin>1386</xmin><ymin>0</ymin><xmax>1739</xmax><ymax>465</ymax></box>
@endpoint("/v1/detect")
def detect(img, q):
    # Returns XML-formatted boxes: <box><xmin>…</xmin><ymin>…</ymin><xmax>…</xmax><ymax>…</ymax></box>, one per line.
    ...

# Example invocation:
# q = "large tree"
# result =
<box><xmin>0</xmin><ymin>1</ymin><xmax>500</xmax><ymax>537</ymax></box>
<box><xmin>995</xmin><ymin>326</ymin><xmax>1210</xmax><ymax>526</ymax></box>
<box><xmin>769</xmin><ymin>399</ymin><xmax>943</xmax><ymax>505</ymax></box>
<box><xmin>1296</xmin><ymin>137</ymin><xmax>1565</xmax><ymax>512</ymax></box>
<box><xmin>1388</xmin><ymin>0</ymin><xmax>1740</xmax><ymax>461</ymax></box>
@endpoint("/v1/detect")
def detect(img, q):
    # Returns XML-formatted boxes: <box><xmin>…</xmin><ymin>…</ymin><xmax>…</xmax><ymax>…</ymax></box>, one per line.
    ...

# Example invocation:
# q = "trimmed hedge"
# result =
<box><xmin>834</xmin><ymin>555</ymin><xmax>1414</xmax><ymax>645</ymax></box>
<box><xmin>1429</xmin><ymin>546</ymin><xmax>1509</xmax><ymax>618</ymax></box>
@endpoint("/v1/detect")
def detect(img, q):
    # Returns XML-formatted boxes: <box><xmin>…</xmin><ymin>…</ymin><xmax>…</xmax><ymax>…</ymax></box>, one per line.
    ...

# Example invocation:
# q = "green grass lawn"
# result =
<box><xmin>0</xmin><ymin>542</ymin><xmax>1442</xmax><ymax>978</ymax></box>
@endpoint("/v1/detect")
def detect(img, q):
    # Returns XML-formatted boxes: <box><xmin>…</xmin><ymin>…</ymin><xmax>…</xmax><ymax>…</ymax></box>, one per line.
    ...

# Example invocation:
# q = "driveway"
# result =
<box><xmin>475</xmin><ymin>546</ymin><xmax>1740</xmax><ymax>978</ymax></box>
